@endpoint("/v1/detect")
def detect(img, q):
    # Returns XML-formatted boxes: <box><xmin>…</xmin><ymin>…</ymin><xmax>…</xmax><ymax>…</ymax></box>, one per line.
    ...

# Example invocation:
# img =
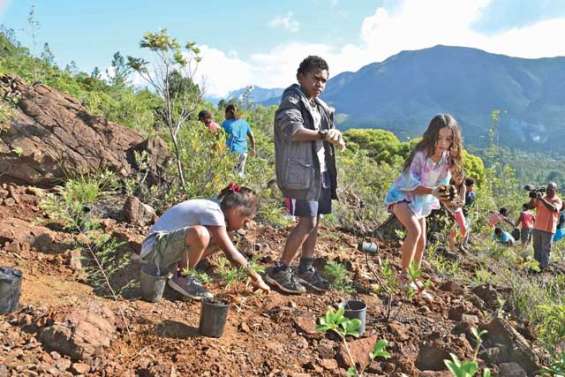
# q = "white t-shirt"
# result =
<box><xmin>141</xmin><ymin>199</ymin><xmax>225</xmax><ymax>257</ymax></box>
<box><xmin>305</xmin><ymin>100</ymin><xmax>327</xmax><ymax>173</ymax></box>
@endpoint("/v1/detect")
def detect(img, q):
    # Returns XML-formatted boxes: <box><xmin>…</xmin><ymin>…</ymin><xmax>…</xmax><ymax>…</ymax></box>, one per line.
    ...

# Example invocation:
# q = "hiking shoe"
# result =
<box><xmin>296</xmin><ymin>267</ymin><xmax>330</xmax><ymax>292</ymax></box>
<box><xmin>168</xmin><ymin>274</ymin><xmax>213</xmax><ymax>300</ymax></box>
<box><xmin>265</xmin><ymin>266</ymin><xmax>306</xmax><ymax>294</ymax></box>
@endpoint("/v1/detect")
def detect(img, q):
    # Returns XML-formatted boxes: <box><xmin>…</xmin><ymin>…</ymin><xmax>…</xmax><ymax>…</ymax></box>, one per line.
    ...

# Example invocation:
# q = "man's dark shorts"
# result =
<box><xmin>287</xmin><ymin>172</ymin><xmax>332</xmax><ymax>217</ymax></box>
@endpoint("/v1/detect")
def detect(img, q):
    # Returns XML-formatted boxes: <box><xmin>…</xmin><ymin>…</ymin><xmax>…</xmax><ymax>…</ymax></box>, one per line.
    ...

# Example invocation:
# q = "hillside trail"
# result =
<box><xmin>0</xmin><ymin>183</ymin><xmax>547</xmax><ymax>377</ymax></box>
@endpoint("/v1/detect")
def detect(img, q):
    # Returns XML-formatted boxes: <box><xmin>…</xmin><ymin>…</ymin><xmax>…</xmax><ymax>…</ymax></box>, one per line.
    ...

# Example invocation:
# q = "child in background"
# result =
<box><xmin>446</xmin><ymin>149</ymin><xmax>467</xmax><ymax>253</ymax></box>
<box><xmin>494</xmin><ymin>227</ymin><xmax>515</xmax><ymax>246</ymax></box>
<box><xmin>515</xmin><ymin>203</ymin><xmax>535</xmax><ymax>247</ymax></box>
<box><xmin>222</xmin><ymin>104</ymin><xmax>256</xmax><ymax>177</ymax></box>
<box><xmin>140</xmin><ymin>183</ymin><xmax>270</xmax><ymax>300</ymax></box>
<box><xmin>488</xmin><ymin>207</ymin><xmax>514</xmax><ymax>229</ymax></box>
<box><xmin>198</xmin><ymin>110</ymin><xmax>221</xmax><ymax>134</ymax></box>
<box><xmin>464</xmin><ymin>178</ymin><xmax>476</xmax><ymax>210</ymax></box>
<box><xmin>384</xmin><ymin>113</ymin><xmax>463</xmax><ymax>297</ymax></box>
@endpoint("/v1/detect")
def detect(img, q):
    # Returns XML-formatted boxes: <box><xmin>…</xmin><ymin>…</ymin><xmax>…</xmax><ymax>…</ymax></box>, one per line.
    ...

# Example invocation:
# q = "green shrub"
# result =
<box><xmin>323</xmin><ymin>261</ymin><xmax>354</xmax><ymax>293</ymax></box>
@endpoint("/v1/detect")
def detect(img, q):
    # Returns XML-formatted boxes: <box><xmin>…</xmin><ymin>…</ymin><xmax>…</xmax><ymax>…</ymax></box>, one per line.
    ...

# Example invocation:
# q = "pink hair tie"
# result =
<box><xmin>227</xmin><ymin>182</ymin><xmax>241</xmax><ymax>193</ymax></box>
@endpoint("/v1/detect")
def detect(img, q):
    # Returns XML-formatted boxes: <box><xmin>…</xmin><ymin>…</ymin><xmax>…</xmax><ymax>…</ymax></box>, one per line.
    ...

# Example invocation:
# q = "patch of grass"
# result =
<box><xmin>40</xmin><ymin>171</ymin><xmax>118</xmax><ymax>232</ymax></box>
<box><xmin>181</xmin><ymin>267</ymin><xmax>211</xmax><ymax>285</ymax></box>
<box><xmin>471</xmin><ymin>267</ymin><xmax>492</xmax><ymax>287</ymax></box>
<box><xmin>81</xmin><ymin>231</ymin><xmax>128</xmax><ymax>295</ymax></box>
<box><xmin>323</xmin><ymin>261</ymin><xmax>355</xmax><ymax>293</ymax></box>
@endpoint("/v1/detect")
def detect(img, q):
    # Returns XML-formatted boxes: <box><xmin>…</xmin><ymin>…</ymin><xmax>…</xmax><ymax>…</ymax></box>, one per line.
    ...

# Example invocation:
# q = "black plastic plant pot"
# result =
<box><xmin>139</xmin><ymin>264</ymin><xmax>169</xmax><ymax>303</ymax></box>
<box><xmin>199</xmin><ymin>298</ymin><xmax>230</xmax><ymax>338</ymax></box>
<box><xmin>344</xmin><ymin>299</ymin><xmax>367</xmax><ymax>336</ymax></box>
<box><xmin>0</xmin><ymin>267</ymin><xmax>22</xmax><ymax>314</ymax></box>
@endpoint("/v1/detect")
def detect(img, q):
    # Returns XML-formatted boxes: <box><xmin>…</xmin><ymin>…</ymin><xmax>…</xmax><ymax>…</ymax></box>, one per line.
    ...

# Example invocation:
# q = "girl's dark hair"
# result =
<box><xmin>465</xmin><ymin>177</ymin><xmax>475</xmax><ymax>186</ymax></box>
<box><xmin>225</xmin><ymin>104</ymin><xmax>239</xmax><ymax>120</ymax></box>
<box><xmin>297</xmin><ymin>55</ymin><xmax>329</xmax><ymax>76</ymax></box>
<box><xmin>198</xmin><ymin>110</ymin><xmax>212</xmax><ymax>121</ymax></box>
<box><xmin>499</xmin><ymin>207</ymin><xmax>508</xmax><ymax>215</ymax></box>
<box><xmin>218</xmin><ymin>184</ymin><xmax>257</xmax><ymax>217</ymax></box>
<box><xmin>403</xmin><ymin>113</ymin><xmax>463</xmax><ymax>175</ymax></box>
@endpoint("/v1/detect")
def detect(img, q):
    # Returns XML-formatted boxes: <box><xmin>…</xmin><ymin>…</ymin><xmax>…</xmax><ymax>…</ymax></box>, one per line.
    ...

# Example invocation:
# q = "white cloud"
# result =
<box><xmin>198</xmin><ymin>0</ymin><xmax>565</xmax><ymax>97</ymax></box>
<box><xmin>269</xmin><ymin>12</ymin><xmax>300</xmax><ymax>33</ymax></box>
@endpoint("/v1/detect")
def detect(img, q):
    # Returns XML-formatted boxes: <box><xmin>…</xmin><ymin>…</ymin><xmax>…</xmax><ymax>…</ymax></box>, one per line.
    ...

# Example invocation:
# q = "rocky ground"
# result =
<box><xmin>0</xmin><ymin>75</ymin><xmax>552</xmax><ymax>376</ymax></box>
<box><xmin>0</xmin><ymin>182</ymin><xmax>549</xmax><ymax>377</ymax></box>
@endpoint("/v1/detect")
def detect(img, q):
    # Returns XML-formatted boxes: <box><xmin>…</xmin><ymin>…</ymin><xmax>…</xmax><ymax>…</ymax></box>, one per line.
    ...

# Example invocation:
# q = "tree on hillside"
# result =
<box><xmin>108</xmin><ymin>52</ymin><xmax>131</xmax><ymax>87</ymax></box>
<box><xmin>40</xmin><ymin>43</ymin><xmax>55</xmax><ymax>66</ymax></box>
<box><xmin>127</xmin><ymin>29</ymin><xmax>202</xmax><ymax>191</ymax></box>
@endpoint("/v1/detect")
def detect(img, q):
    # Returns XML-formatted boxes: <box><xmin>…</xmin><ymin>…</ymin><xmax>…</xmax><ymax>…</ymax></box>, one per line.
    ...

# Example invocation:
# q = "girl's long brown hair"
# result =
<box><xmin>403</xmin><ymin>113</ymin><xmax>463</xmax><ymax>176</ymax></box>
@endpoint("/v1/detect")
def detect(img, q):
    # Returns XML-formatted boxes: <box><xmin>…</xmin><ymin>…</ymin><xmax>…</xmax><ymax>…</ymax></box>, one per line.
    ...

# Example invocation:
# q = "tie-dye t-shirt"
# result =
<box><xmin>384</xmin><ymin>150</ymin><xmax>452</xmax><ymax>219</ymax></box>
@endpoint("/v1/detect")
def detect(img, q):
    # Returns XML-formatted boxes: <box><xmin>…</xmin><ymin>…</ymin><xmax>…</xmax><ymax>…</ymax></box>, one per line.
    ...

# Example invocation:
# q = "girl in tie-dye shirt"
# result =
<box><xmin>384</xmin><ymin>114</ymin><xmax>463</xmax><ymax>295</ymax></box>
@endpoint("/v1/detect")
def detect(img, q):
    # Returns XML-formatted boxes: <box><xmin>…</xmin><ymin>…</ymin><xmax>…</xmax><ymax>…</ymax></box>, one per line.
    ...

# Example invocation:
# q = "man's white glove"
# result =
<box><xmin>324</xmin><ymin>129</ymin><xmax>346</xmax><ymax>150</ymax></box>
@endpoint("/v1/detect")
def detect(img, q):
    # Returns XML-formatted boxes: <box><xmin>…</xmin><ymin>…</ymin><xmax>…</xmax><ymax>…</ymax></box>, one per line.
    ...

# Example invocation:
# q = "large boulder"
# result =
<box><xmin>481</xmin><ymin>318</ymin><xmax>541</xmax><ymax>375</ymax></box>
<box><xmin>39</xmin><ymin>302</ymin><xmax>116</xmax><ymax>361</ymax></box>
<box><xmin>0</xmin><ymin>217</ymin><xmax>73</xmax><ymax>253</ymax></box>
<box><xmin>0</xmin><ymin>75</ymin><xmax>169</xmax><ymax>186</ymax></box>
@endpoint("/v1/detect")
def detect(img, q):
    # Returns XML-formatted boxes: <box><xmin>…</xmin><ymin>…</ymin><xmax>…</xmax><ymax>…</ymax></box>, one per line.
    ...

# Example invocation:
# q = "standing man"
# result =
<box><xmin>222</xmin><ymin>104</ymin><xmax>256</xmax><ymax>177</ymax></box>
<box><xmin>530</xmin><ymin>182</ymin><xmax>562</xmax><ymax>270</ymax></box>
<box><xmin>266</xmin><ymin>56</ymin><xmax>346</xmax><ymax>294</ymax></box>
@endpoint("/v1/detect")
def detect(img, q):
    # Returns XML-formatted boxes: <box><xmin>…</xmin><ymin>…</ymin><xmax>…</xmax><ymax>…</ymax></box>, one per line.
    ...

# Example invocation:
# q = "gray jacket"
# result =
<box><xmin>274</xmin><ymin>84</ymin><xmax>338</xmax><ymax>201</ymax></box>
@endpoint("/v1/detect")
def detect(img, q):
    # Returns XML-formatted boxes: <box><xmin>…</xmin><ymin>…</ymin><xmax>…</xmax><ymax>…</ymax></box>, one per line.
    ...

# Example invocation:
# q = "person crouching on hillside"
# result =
<box><xmin>493</xmin><ymin>227</ymin><xmax>515</xmax><ymax>246</ymax></box>
<box><xmin>266</xmin><ymin>55</ymin><xmax>346</xmax><ymax>294</ymax></box>
<box><xmin>140</xmin><ymin>183</ymin><xmax>270</xmax><ymax>300</ymax></box>
<box><xmin>384</xmin><ymin>113</ymin><xmax>463</xmax><ymax>299</ymax></box>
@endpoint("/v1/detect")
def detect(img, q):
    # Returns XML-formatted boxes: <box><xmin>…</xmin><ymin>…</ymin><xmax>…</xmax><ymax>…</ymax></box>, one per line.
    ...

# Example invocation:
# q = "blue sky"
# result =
<box><xmin>2</xmin><ymin>0</ymin><xmax>565</xmax><ymax>96</ymax></box>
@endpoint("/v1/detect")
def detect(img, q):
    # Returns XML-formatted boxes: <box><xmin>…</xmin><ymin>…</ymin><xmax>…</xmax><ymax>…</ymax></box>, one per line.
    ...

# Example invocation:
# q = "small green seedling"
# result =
<box><xmin>345</xmin><ymin>338</ymin><xmax>392</xmax><ymax>377</ymax></box>
<box><xmin>370</xmin><ymin>339</ymin><xmax>392</xmax><ymax>360</ymax></box>
<box><xmin>323</xmin><ymin>261</ymin><xmax>354</xmax><ymax>293</ymax></box>
<box><xmin>180</xmin><ymin>267</ymin><xmax>211</xmax><ymax>285</ymax></box>
<box><xmin>318</xmin><ymin>307</ymin><xmax>361</xmax><ymax>376</ymax></box>
<box><xmin>444</xmin><ymin>327</ymin><xmax>490</xmax><ymax>377</ymax></box>
<box><xmin>470</xmin><ymin>327</ymin><xmax>488</xmax><ymax>360</ymax></box>
<box><xmin>407</xmin><ymin>261</ymin><xmax>422</xmax><ymax>281</ymax></box>
<box><xmin>216</xmin><ymin>257</ymin><xmax>247</xmax><ymax>289</ymax></box>
<box><xmin>444</xmin><ymin>354</ymin><xmax>491</xmax><ymax>377</ymax></box>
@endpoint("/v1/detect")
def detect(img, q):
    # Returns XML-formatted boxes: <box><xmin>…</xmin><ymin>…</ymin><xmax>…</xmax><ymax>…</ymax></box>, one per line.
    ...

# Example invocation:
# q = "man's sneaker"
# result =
<box><xmin>265</xmin><ymin>266</ymin><xmax>306</xmax><ymax>294</ymax></box>
<box><xmin>296</xmin><ymin>266</ymin><xmax>330</xmax><ymax>292</ymax></box>
<box><xmin>168</xmin><ymin>274</ymin><xmax>213</xmax><ymax>300</ymax></box>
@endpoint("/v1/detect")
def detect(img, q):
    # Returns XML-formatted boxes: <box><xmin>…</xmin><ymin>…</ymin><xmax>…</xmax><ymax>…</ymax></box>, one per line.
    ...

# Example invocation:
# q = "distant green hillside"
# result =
<box><xmin>322</xmin><ymin>45</ymin><xmax>565</xmax><ymax>154</ymax></box>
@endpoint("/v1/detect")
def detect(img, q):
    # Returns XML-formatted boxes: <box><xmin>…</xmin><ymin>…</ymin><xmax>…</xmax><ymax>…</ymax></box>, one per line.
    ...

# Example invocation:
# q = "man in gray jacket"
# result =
<box><xmin>265</xmin><ymin>56</ymin><xmax>345</xmax><ymax>294</ymax></box>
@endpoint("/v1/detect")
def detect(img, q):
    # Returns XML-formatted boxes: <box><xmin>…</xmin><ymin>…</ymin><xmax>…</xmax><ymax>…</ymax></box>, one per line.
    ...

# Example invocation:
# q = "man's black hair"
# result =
<box><xmin>499</xmin><ymin>207</ymin><xmax>508</xmax><ymax>215</ymax></box>
<box><xmin>465</xmin><ymin>177</ymin><xmax>475</xmax><ymax>186</ymax></box>
<box><xmin>297</xmin><ymin>55</ymin><xmax>329</xmax><ymax>76</ymax></box>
